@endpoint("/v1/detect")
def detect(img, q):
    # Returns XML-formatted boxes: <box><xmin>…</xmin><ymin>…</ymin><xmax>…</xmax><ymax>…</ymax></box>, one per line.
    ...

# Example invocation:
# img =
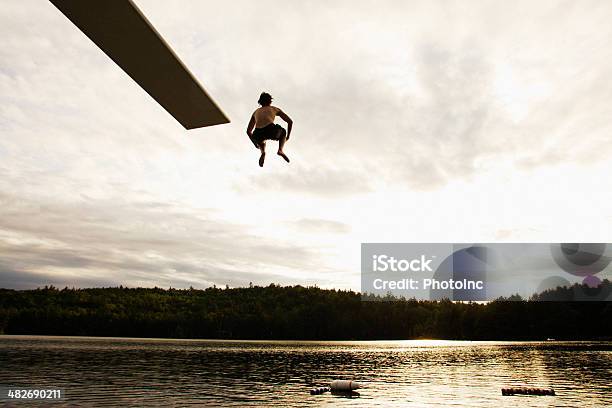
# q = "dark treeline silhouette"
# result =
<box><xmin>0</xmin><ymin>281</ymin><xmax>610</xmax><ymax>340</ymax></box>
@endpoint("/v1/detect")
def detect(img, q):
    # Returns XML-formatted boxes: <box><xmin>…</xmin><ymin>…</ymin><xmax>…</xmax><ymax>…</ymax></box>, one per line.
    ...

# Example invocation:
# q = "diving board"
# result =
<box><xmin>49</xmin><ymin>0</ymin><xmax>230</xmax><ymax>129</ymax></box>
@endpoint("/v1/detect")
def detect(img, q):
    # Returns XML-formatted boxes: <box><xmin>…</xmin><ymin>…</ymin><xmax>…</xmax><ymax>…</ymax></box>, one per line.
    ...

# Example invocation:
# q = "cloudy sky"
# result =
<box><xmin>1</xmin><ymin>0</ymin><xmax>612</xmax><ymax>290</ymax></box>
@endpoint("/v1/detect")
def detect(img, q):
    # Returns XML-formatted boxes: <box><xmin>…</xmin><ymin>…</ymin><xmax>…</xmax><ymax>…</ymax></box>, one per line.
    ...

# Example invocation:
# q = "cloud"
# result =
<box><xmin>290</xmin><ymin>218</ymin><xmax>351</xmax><ymax>234</ymax></box>
<box><xmin>238</xmin><ymin>164</ymin><xmax>372</xmax><ymax>197</ymax></box>
<box><xmin>0</xmin><ymin>190</ymin><xmax>333</xmax><ymax>289</ymax></box>
<box><xmin>0</xmin><ymin>265</ymin><xmax>117</xmax><ymax>289</ymax></box>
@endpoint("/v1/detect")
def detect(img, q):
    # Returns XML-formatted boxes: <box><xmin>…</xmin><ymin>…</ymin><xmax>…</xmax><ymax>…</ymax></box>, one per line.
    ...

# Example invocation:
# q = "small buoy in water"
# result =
<box><xmin>330</xmin><ymin>380</ymin><xmax>361</xmax><ymax>392</ymax></box>
<box><xmin>502</xmin><ymin>387</ymin><xmax>555</xmax><ymax>396</ymax></box>
<box><xmin>310</xmin><ymin>387</ymin><xmax>330</xmax><ymax>395</ymax></box>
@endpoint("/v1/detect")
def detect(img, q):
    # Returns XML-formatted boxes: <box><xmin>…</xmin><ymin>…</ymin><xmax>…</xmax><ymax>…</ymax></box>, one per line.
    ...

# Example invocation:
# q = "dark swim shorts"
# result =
<box><xmin>251</xmin><ymin>123</ymin><xmax>286</xmax><ymax>147</ymax></box>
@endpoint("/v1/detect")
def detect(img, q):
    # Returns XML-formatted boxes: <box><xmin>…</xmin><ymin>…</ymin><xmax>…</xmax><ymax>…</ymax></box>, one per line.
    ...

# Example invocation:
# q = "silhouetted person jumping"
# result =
<box><xmin>246</xmin><ymin>92</ymin><xmax>293</xmax><ymax>167</ymax></box>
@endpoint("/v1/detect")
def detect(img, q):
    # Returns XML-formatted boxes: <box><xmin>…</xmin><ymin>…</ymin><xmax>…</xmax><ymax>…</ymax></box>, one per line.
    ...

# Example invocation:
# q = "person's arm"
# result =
<box><xmin>246</xmin><ymin>115</ymin><xmax>258</xmax><ymax>147</ymax></box>
<box><xmin>277</xmin><ymin>109</ymin><xmax>293</xmax><ymax>140</ymax></box>
<box><xmin>246</xmin><ymin>115</ymin><xmax>255</xmax><ymax>138</ymax></box>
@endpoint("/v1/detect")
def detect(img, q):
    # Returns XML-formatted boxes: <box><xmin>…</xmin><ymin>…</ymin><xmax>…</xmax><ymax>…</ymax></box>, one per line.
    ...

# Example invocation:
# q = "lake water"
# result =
<box><xmin>0</xmin><ymin>336</ymin><xmax>610</xmax><ymax>407</ymax></box>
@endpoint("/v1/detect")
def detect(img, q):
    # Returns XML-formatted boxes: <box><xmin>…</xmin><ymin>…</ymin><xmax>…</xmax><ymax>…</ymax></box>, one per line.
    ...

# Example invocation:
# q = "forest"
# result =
<box><xmin>0</xmin><ymin>281</ymin><xmax>610</xmax><ymax>340</ymax></box>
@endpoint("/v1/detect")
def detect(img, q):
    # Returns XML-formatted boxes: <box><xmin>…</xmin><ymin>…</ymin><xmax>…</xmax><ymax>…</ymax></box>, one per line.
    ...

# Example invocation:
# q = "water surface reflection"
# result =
<box><xmin>0</xmin><ymin>337</ymin><xmax>610</xmax><ymax>407</ymax></box>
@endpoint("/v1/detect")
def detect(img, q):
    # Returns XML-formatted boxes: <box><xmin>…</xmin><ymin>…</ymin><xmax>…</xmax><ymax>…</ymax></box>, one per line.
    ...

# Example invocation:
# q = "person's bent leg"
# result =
<box><xmin>277</xmin><ymin>128</ymin><xmax>290</xmax><ymax>163</ymax></box>
<box><xmin>258</xmin><ymin>141</ymin><xmax>266</xmax><ymax>167</ymax></box>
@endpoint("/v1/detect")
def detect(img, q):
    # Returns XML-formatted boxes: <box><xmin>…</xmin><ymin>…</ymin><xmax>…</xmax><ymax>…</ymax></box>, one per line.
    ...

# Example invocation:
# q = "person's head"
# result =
<box><xmin>258</xmin><ymin>92</ymin><xmax>273</xmax><ymax>106</ymax></box>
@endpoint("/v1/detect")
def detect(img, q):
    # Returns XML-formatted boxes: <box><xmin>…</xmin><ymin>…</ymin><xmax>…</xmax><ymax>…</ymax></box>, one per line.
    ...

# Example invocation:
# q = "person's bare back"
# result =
<box><xmin>246</xmin><ymin>92</ymin><xmax>293</xmax><ymax>167</ymax></box>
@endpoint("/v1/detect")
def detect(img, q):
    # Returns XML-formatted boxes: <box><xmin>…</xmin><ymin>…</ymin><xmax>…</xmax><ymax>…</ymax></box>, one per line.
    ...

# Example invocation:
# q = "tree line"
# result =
<box><xmin>0</xmin><ymin>281</ymin><xmax>610</xmax><ymax>340</ymax></box>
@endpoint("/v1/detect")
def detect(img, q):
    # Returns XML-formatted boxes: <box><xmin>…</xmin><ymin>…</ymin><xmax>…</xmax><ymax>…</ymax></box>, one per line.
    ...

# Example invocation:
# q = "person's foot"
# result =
<box><xmin>277</xmin><ymin>151</ymin><xmax>290</xmax><ymax>163</ymax></box>
<box><xmin>259</xmin><ymin>152</ymin><xmax>266</xmax><ymax>167</ymax></box>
